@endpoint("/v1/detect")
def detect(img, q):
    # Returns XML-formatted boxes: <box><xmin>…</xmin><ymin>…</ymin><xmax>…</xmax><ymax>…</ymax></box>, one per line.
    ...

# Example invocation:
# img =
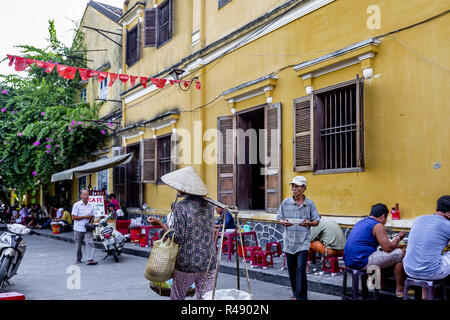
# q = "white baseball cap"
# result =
<box><xmin>290</xmin><ymin>176</ymin><xmax>307</xmax><ymax>186</ymax></box>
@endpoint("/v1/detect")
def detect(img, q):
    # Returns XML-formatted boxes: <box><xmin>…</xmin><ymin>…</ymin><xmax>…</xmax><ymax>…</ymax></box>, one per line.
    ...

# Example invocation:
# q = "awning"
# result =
<box><xmin>51</xmin><ymin>153</ymin><xmax>134</xmax><ymax>182</ymax></box>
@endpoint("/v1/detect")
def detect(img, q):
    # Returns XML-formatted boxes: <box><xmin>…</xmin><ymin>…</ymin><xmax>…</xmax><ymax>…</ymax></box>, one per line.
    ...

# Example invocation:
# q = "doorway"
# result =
<box><xmin>236</xmin><ymin>106</ymin><xmax>265</xmax><ymax>210</ymax></box>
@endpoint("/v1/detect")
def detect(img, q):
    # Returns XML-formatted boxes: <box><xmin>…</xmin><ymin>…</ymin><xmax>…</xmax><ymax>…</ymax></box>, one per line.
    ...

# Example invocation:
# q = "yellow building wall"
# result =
<box><xmin>120</xmin><ymin>0</ymin><xmax>449</xmax><ymax>221</ymax></box>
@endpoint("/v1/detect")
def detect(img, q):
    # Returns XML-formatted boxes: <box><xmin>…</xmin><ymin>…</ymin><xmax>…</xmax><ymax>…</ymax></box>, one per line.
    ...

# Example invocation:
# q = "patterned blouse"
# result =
<box><xmin>171</xmin><ymin>195</ymin><xmax>217</xmax><ymax>273</ymax></box>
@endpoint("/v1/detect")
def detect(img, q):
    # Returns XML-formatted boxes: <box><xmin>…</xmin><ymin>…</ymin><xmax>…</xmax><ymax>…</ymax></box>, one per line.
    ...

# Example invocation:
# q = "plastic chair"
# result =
<box><xmin>342</xmin><ymin>266</ymin><xmax>380</xmax><ymax>300</ymax></box>
<box><xmin>403</xmin><ymin>277</ymin><xmax>447</xmax><ymax>300</ymax></box>
<box><xmin>251</xmin><ymin>250</ymin><xmax>274</xmax><ymax>269</ymax></box>
<box><xmin>266</xmin><ymin>242</ymin><xmax>282</xmax><ymax>257</ymax></box>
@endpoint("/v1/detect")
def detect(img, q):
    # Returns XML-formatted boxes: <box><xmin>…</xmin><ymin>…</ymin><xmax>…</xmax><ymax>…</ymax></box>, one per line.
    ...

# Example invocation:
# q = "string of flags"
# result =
<box><xmin>6</xmin><ymin>55</ymin><xmax>201</xmax><ymax>90</ymax></box>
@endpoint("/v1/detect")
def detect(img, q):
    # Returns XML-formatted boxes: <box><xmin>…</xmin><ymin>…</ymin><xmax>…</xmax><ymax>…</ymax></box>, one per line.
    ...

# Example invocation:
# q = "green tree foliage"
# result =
<box><xmin>0</xmin><ymin>21</ymin><xmax>108</xmax><ymax>197</ymax></box>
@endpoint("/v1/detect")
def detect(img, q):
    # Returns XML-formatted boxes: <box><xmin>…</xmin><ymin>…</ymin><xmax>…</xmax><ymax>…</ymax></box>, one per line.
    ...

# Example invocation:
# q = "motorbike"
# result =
<box><xmin>96</xmin><ymin>218</ymin><xmax>130</xmax><ymax>263</ymax></box>
<box><xmin>0</xmin><ymin>223</ymin><xmax>33</xmax><ymax>289</ymax></box>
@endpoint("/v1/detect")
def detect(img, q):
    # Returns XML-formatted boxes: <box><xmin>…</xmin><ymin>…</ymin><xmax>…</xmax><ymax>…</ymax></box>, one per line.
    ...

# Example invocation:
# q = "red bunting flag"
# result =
<box><xmin>119</xmin><ymin>74</ymin><xmax>129</xmax><ymax>83</ymax></box>
<box><xmin>87</xmin><ymin>70</ymin><xmax>98</xmax><ymax>78</ymax></box>
<box><xmin>45</xmin><ymin>63</ymin><xmax>56</xmax><ymax>74</ymax></box>
<box><xmin>14</xmin><ymin>57</ymin><xmax>28</xmax><ymax>71</ymax></box>
<box><xmin>7</xmin><ymin>55</ymin><xmax>15</xmax><ymax>66</ymax></box>
<box><xmin>78</xmin><ymin>68</ymin><xmax>89</xmax><ymax>81</ymax></box>
<box><xmin>34</xmin><ymin>61</ymin><xmax>47</xmax><ymax>68</ymax></box>
<box><xmin>6</xmin><ymin>55</ymin><xmax>201</xmax><ymax>90</ymax></box>
<box><xmin>140</xmin><ymin>77</ymin><xmax>148</xmax><ymax>88</ymax></box>
<box><xmin>155</xmin><ymin>78</ymin><xmax>167</xmax><ymax>89</ymax></box>
<box><xmin>108</xmin><ymin>73</ymin><xmax>118</xmax><ymax>87</ymax></box>
<box><xmin>130</xmin><ymin>75</ymin><xmax>138</xmax><ymax>86</ymax></box>
<box><xmin>98</xmin><ymin>72</ymin><xmax>108</xmax><ymax>83</ymax></box>
<box><xmin>56</xmin><ymin>65</ymin><xmax>68</xmax><ymax>78</ymax></box>
<box><xmin>64</xmin><ymin>66</ymin><xmax>77</xmax><ymax>80</ymax></box>
<box><xmin>25</xmin><ymin>58</ymin><xmax>35</xmax><ymax>66</ymax></box>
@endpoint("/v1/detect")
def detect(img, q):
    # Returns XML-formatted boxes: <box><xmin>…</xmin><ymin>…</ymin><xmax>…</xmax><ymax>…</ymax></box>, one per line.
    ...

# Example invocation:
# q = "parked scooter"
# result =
<box><xmin>96</xmin><ymin>218</ymin><xmax>130</xmax><ymax>262</ymax></box>
<box><xmin>0</xmin><ymin>223</ymin><xmax>33</xmax><ymax>289</ymax></box>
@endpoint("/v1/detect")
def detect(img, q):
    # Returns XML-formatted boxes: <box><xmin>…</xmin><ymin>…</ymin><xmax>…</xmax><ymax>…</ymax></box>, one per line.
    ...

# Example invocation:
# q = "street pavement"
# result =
<box><xmin>0</xmin><ymin>233</ymin><xmax>340</xmax><ymax>300</ymax></box>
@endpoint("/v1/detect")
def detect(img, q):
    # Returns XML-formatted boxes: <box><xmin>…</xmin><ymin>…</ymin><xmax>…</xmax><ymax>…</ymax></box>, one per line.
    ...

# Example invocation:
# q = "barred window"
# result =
<box><xmin>293</xmin><ymin>78</ymin><xmax>364</xmax><ymax>173</ymax></box>
<box><xmin>157</xmin><ymin>135</ymin><xmax>172</xmax><ymax>182</ymax></box>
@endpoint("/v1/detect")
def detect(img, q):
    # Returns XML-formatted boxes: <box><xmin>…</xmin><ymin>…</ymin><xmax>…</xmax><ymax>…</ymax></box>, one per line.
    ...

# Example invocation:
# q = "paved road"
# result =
<box><xmin>0</xmin><ymin>233</ymin><xmax>339</xmax><ymax>300</ymax></box>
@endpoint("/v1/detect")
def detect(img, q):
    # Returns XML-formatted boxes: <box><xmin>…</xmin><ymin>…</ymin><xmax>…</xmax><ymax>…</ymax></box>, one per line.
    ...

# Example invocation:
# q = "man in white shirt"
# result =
<box><xmin>72</xmin><ymin>188</ymin><xmax>97</xmax><ymax>265</ymax></box>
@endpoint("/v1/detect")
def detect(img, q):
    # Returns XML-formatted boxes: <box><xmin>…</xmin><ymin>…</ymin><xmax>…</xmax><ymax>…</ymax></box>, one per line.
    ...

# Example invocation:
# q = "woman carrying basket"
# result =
<box><xmin>147</xmin><ymin>166</ymin><xmax>217</xmax><ymax>300</ymax></box>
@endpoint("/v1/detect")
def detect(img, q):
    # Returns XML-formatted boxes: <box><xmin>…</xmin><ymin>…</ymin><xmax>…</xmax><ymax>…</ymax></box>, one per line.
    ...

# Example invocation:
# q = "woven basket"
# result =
<box><xmin>144</xmin><ymin>229</ymin><xmax>179</xmax><ymax>283</ymax></box>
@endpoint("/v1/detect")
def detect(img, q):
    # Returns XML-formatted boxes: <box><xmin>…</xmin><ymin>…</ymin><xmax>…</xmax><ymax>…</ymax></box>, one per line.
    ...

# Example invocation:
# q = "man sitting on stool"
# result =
<box><xmin>403</xmin><ymin>195</ymin><xmax>450</xmax><ymax>299</ymax></box>
<box><xmin>344</xmin><ymin>203</ymin><xmax>406</xmax><ymax>297</ymax></box>
<box><xmin>309</xmin><ymin>218</ymin><xmax>346</xmax><ymax>267</ymax></box>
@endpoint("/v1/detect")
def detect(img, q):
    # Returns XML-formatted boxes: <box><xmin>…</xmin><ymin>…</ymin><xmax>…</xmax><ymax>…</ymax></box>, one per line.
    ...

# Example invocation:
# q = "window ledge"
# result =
<box><xmin>313</xmin><ymin>167</ymin><xmax>365</xmax><ymax>175</ymax></box>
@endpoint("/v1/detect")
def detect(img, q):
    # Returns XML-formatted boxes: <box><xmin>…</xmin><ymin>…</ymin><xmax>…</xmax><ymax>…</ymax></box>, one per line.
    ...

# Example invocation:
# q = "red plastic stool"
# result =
<box><xmin>0</xmin><ymin>292</ymin><xmax>25</xmax><ymax>300</ymax></box>
<box><xmin>244</xmin><ymin>246</ymin><xmax>262</xmax><ymax>262</ymax></box>
<box><xmin>266</xmin><ymin>242</ymin><xmax>282</xmax><ymax>256</ymax></box>
<box><xmin>322</xmin><ymin>255</ymin><xmax>343</xmax><ymax>275</ymax></box>
<box><xmin>238</xmin><ymin>245</ymin><xmax>249</xmax><ymax>257</ymax></box>
<box><xmin>223</xmin><ymin>240</ymin><xmax>236</xmax><ymax>254</ymax></box>
<box><xmin>251</xmin><ymin>250</ymin><xmax>274</xmax><ymax>269</ymax></box>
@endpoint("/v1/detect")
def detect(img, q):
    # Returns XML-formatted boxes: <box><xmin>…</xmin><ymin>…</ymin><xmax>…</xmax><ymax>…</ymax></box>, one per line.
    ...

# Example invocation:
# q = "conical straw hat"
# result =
<box><xmin>161</xmin><ymin>166</ymin><xmax>209</xmax><ymax>196</ymax></box>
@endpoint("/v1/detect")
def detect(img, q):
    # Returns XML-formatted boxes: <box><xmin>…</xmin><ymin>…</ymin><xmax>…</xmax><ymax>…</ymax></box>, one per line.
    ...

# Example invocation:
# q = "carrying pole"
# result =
<box><xmin>203</xmin><ymin>197</ymin><xmax>253</xmax><ymax>299</ymax></box>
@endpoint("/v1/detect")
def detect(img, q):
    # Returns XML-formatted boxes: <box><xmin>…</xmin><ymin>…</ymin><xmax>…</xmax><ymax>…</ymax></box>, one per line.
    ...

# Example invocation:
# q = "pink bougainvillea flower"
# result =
<box><xmin>70</xmin><ymin>120</ymin><xmax>76</xmax><ymax>126</ymax></box>
<box><xmin>11</xmin><ymin>111</ymin><xmax>15</xmax><ymax>114</ymax></box>
<box><xmin>55</xmin><ymin>144</ymin><xmax>59</xmax><ymax>148</ymax></box>
<box><xmin>1</xmin><ymin>90</ymin><xmax>8</xmax><ymax>94</ymax></box>
<box><xmin>1</xmin><ymin>108</ymin><xmax>6</xmax><ymax>112</ymax></box>
<box><xmin>41</xmin><ymin>111</ymin><xmax>45</xmax><ymax>116</ymax></box>
<box><xmin>32</xmin><ymin>171</ymin><xmax>37</xmax><ymax>176</ymax></box>
<box><xmin>33</xmin><ymin>140</ymin><xmax>40</xmax><ymax>147</ymax></box>
<box><xmin>108</xmin><ymin>122</ymin><xmax>114</xmax><ymax>128</ymax></box>
<box><xmin>101</xmin><ymin>130</ymin><xmax>106</xmax><ymax>135</ymax></box>
<box><xmin>46</xmin><ymin>150</ymin><xmax>51</xmax><ymax>154</ymax></box>
<box><xmin>46</xmin><ymin>145</ymin><xmax>51</xmax><ymax>149</ymax></box>
<box><xmin>17</xmin><ymin>132</ymin><xmax>22</xmax><ymax>136</ymax></box>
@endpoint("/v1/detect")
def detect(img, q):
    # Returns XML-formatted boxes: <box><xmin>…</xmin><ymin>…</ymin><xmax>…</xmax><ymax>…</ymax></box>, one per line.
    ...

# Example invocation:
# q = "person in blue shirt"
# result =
<box><xmin>344</xmin><ymin>203</ymin><xmax>406</xmax><ymax>297</ymax></box>
<box><xmin>403</xmin><ymin>195</ymin><xmax>450</xmax><ymax>284</ymax></box>
<box><xmin>215</xmin><ymin>207</ymin><xmax>236</xmax><ymax>230</ymax></box>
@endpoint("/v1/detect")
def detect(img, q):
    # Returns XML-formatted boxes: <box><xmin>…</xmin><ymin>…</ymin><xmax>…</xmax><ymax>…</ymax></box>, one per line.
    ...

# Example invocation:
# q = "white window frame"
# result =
<box><xmin>99</xmin><ymin>77</ymin><xmax>108</xmax><ymax>100</ymax></box>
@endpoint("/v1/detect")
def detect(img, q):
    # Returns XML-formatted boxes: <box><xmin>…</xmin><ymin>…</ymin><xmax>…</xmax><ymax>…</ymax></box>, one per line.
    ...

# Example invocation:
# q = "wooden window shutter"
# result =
<box><xmin>265</xmin><ymin>103</ymin><xmax>282</xmax><ymax>213</ymax></box>
<box><xmin>144</xmin><ymin>8</ymin><xmax>157</xmax><ymax>47</ymax></box>
<box><xmin>125</xmin><ymin>29</ymin><xmax>130</xmax><ymax>66</ymax></box>
<box><xmin>293</xmin><ymin>95</ymin><xmax>314</xmax><ymax>171</ymax></box>
<box><xmin>142</xmin><ymin>139</ymin><xmax>156</xmax><ymax>183</ymax></box>
<box><xmin>136</xmin><ymin>21</ymin><xmax>141</xmax><ymax>61</ymax></box>
<box><xmin>168</xmin><ymin>0</ymin><xmax>174</xmax><ymax>40</ymax></box>
<box><xmin>356</xmin><ymin>75</ymin><xmax>364</xmax><ymax>168</ymax></box>
<box><xmin>217</xmin><ymin>116</ymin><xmax>236</xmax><ymax>206</ymax></box>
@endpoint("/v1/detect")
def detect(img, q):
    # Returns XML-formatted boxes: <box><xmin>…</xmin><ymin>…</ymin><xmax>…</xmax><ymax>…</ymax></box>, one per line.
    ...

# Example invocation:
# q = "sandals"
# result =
<box><xmin>86</xmin><ymin>260</ymin><xmax>98</xmax><ymax>265</ymax></box>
